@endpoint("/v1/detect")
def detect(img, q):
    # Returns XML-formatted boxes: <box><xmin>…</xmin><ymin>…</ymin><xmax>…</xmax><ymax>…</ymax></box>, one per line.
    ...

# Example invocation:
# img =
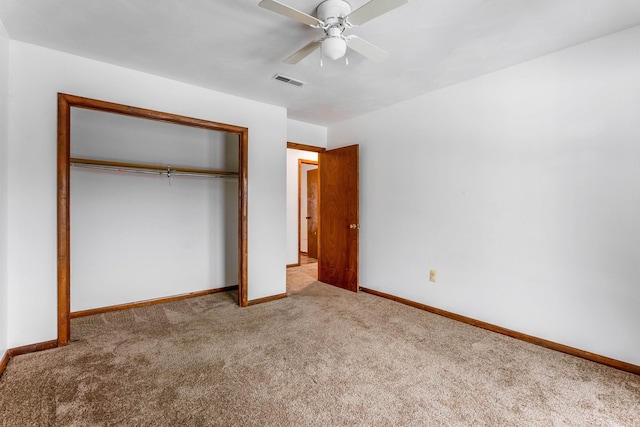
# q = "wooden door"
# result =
<box><xmin>318</xmin><ymin>145</ymin><xmax>359</xmax><ymax>292</ymax></box>
<box><xmin>307</xmin><ymin>168</ymin><xmax>319</xmax><ymax>259</ymax></box>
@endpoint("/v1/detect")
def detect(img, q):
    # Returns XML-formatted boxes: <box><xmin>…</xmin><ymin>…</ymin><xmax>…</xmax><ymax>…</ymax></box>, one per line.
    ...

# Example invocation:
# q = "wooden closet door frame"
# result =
<box><xmin>57</xmin><ymin>93</ymin><xmax>249</xmax><ymax>346</ymax></box>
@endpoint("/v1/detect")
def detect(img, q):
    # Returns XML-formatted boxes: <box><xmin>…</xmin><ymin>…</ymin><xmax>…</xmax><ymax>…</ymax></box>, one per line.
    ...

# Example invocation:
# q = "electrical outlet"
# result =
<box><xmin>429</xmin><ymin>269</ymin><xmax>437</xmax><ymax>283</ymax></box>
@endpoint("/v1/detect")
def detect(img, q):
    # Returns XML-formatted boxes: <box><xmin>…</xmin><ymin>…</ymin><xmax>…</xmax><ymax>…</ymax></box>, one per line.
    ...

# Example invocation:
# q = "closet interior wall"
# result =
<box><xmin>70</xmin><ymin>108</ymin><xmax>238</xmax><ymax>313</ymax></box>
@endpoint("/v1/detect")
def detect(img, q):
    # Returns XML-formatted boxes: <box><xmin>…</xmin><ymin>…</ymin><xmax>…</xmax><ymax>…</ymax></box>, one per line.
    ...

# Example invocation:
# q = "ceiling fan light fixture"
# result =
<box><xmin>260</xmin><ymin>0</ymin><xmax>408</xmax><ymax>64</ymax></box>
<box><xmin>322</xmin><ymin>37</ymin><xmax>347</xmax><ymax>60</ymax></box>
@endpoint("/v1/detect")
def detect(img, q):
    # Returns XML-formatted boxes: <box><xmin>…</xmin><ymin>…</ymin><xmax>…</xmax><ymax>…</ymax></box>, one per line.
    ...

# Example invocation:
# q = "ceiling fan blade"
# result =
<box><xmin>284</xmin><ymin>40</ymin><xmax>322</xmax><ymax>64</ymax></box>
<box><xmin>259</xmin><ymin>0</ymin><xmax>323</xmax><ymax>27</ymax></box>
<box><xmin>346</xmin><ymin>36</ymin><xmax>390</xmax><ymax>63</ymax></box>
<box><xmin>346</xmin><ymin>0</ymin><xmax>408</xmax><ymax>26</ymax></box>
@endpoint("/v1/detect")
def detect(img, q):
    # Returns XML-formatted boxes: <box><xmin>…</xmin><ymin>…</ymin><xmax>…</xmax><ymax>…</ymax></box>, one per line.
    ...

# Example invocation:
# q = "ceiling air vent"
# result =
<box><xmin>272</xmin><ymin>74</ymin><xmax>305</xmax><ymax>87</ymax></box>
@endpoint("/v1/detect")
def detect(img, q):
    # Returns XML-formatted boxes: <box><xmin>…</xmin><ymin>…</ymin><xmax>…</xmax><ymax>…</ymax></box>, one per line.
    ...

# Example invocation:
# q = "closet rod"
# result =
<box><xmin>70</xmin><ymin>157</ymin><xmax>238</xmax><ymax>178</ymax></box>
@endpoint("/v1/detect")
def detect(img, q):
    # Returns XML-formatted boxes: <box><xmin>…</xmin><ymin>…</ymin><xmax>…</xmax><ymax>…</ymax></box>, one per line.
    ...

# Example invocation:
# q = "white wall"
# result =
<box><xmin>70</xmin><ymin>109</ymin><xmax>238</xmax><ymax>312</ymax></box>
<box><xmin>285</xmin><ymin>119</ymin><xmax>326</xmax><ymax>265</ymax></box>
<box><xmin>7</xmin><ymin>41</ymin><xmax>287</xmax><ymax>348</ymax></box>
<box><xmin>288</xmin><ymin>119</ymin><xmax>327</xmax><ymax>147</ymax></box>
<box><xmin>329</xmin><ymin>26</ymin><xmax>640</xmax><ymax>365</ymax></box>
<box><xmin>0</xmin><ymin>19</ymin><xmax>9</xmax><ymax>359</ymax></box>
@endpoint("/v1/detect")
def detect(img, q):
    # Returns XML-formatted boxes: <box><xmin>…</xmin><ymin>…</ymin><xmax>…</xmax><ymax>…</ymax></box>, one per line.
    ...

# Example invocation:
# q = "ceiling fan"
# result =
<box><xmin>259</xmin><ymin>0</ymin><xmax>408</xmax><ymax>64</ymax></box>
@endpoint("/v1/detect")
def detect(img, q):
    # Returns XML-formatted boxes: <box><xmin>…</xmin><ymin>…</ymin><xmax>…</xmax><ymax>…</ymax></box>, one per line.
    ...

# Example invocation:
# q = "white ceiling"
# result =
<box><xmin>1</xmin><ymin>0</ymin><xmax>640</xmax><ymax>126</ymax></box>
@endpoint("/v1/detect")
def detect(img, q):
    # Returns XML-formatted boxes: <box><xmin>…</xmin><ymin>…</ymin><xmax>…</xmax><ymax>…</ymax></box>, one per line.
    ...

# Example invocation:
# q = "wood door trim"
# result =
<box><xmin>298</xmin><ymin>159</ymin><xmax>318</xmax><ymax>266</ymax></box>
<box><xmin>70</xmin><ymin>286</ymin><xmax>238</xmax><ymax>319</ymax></box>
<box><xmin>57</xmin><ymin>93</ymin><xmax>249</xmax><ymax>346</ymax></box>
<box><xmin>58</xmin><ymin>94</ymin><xmax>71</xmax><ymax>345</ymax></box>
<box><xmin>238</xmin><ymin>129</ymin><xmax>249</xmax><ymax>307</ymax></box>
<box><xmin>361</xmin><ymin>287</ymin><xmax>640</xmax><ymax>376</ymax></box>
<box><xmin>287</xmin><ymin>142</ymin><xmax>326</xmax><ymax>153</ymax></box>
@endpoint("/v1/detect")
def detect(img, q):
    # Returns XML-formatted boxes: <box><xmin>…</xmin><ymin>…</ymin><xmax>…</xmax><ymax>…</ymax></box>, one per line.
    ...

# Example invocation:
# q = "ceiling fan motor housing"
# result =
<box><xmin>317</xmin><ymin>0</ymin><xmax>352</xmax><ymax>26</ymax></box>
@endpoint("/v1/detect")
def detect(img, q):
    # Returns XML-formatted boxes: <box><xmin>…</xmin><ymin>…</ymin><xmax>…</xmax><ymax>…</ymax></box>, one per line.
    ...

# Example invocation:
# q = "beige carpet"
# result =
<box><xmin>1</xmin><ymin>265</ymin><xmax>639</xmax><ymax>426</ymax></box>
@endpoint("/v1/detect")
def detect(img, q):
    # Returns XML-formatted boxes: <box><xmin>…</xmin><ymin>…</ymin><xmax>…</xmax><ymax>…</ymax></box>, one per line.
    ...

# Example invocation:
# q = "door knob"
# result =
<box><xmin>349</xmin><ymin>224</ymin><xmax>360</xmax><ymax>229</ymax></box>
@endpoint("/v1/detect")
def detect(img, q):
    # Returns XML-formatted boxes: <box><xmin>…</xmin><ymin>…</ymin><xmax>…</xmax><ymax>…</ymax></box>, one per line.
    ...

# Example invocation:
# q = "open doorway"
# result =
<box><xmin>286</xmin><ymin>143</ymin><xmax>324</xmax><ymax>293</ymax></box>
<box><xmin>286</xmin><ymin>142</ymin><xmax>360</xmax><ymax>294</ymax></box>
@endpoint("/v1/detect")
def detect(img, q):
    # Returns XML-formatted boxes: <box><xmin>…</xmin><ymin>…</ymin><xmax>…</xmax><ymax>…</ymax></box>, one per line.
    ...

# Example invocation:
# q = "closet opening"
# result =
<box><xmin>57</xmin><ymin>94</ymin><xmax>248</xmax><ymax>346</ymax></box>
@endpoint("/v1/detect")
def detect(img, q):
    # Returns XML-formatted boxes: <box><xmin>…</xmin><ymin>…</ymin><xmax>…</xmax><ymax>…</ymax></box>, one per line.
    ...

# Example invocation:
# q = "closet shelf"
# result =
<box><xmin>70</xmin><ymin>157</ymin><xmax>238</xmax><ymax>178</ymax></box>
